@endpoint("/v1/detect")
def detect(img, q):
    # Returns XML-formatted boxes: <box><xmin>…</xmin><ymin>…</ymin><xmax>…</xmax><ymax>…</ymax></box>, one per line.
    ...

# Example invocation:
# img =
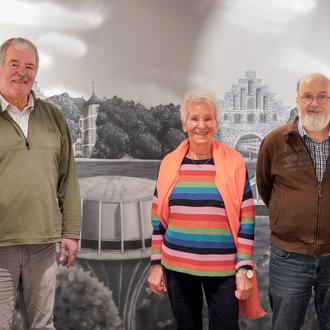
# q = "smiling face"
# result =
<box><xmin>182</xmin><ymin>100</ymin><xmax>218</xmax><ymax>149</ymax></box>
<box><xmin>0</xmin><ymin>45</ymin><xmax>37</xmax><ymax>107</ymax></box>
<box><xmin>297</xmin><ymin>74</ymin><xmax>330</xmax><ymax>135</ymax></box>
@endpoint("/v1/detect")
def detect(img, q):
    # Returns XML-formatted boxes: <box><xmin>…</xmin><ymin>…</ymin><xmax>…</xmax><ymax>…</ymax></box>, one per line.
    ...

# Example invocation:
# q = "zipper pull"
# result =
<box><xmin>25</xmin><ymin>141</ymin><xmax>30</xmax><ymax>150</ymax></box>
<box><xmin>318</xmin><ymin>186</ymin><xmax>322</xmax><ymax>198</ymax></box>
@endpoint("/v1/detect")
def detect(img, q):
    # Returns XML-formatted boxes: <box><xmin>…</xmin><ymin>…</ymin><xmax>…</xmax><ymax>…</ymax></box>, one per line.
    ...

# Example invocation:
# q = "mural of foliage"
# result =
<box><xmin>54</xmin><ymin>265</ymin><xmax>123</xmax><ymax>330</ymax></box>
<box><xmin>92</xmin><ymin>97</ymin><xmax>185</xmax><ymax>159</ymax></box>
<box><xmin>14</xmin><ymin>265</ymin><xmax>123</xmax><ymax>330</ymax></box>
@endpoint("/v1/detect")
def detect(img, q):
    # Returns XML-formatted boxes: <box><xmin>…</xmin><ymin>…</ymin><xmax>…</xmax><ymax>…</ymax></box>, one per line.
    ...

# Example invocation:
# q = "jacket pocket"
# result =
<box><xmin>269</xmin><ymin>193</ymin><xmax>284</xmax><ymax>226</ymax></box>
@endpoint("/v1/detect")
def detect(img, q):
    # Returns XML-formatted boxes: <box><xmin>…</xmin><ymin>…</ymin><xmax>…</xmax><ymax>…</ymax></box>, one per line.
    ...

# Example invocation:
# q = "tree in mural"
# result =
<box><xmin>47</xmin><ymin>93</ymin><xmax>82</xmax><ymax>142</ymax></box>
<box><xmin>93</xmin><ymin>122</ymin><xmax>130</xmax><ymax>159</ymax></box>
<box><xmin>91</xmin><ymin>97</ymin><xmax>186</xmax><ymax>159</ymax></box>
<box><xmin>47</xmin><ymin>93</ymin><xmax>186</xmax><ymax>159</ymax></box>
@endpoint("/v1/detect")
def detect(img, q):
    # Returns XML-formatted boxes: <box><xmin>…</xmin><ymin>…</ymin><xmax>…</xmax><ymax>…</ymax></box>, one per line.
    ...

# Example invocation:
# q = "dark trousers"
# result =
<box><xmin>164</xmin><ymin>269</ymin><xmax>239</xmax><ymax>330</ymax></box>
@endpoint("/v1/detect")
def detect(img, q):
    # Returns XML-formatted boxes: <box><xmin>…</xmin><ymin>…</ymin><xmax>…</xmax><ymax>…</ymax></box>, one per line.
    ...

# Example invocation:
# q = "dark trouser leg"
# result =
<box><xmin>164</xmin><ymin>269</ymin><xmax>203</xmax><ymax>330</ymax></box>
<box><xmin>203</xmin><ymin>276</ymin><xmax>239</xmax><ymax>330</ymax></box>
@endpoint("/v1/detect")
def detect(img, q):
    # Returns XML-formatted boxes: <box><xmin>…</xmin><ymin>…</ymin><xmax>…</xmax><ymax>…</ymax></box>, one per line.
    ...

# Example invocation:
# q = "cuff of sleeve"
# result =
<box><xmin>151</xmin><ymin>259</ymin><xmax>162</xmax><ymax>266</ymax></box>
<box><xmin>235</xmin><ymin>260</ymin><xmax>254</xmax><ymax>271</ymax></box>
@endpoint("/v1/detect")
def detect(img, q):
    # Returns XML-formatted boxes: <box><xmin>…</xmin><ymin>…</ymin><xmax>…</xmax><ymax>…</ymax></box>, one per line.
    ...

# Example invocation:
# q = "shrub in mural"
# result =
<box><xmin>13</xmin><ymin>265</ymin><xmax>124</xmax><ymax>330</ymax></box>
<box><xmin>54</xmin><ymin>265</ymin><xmax>123</xmax><ymax>330</ymax></box>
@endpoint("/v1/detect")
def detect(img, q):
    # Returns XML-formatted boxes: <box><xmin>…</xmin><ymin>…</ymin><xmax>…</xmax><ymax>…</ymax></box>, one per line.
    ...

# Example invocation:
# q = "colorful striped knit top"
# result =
<box><xmin>151</xmin><ymin>157</ymin><xmax>255</xmax><ymax>277</ymax></box>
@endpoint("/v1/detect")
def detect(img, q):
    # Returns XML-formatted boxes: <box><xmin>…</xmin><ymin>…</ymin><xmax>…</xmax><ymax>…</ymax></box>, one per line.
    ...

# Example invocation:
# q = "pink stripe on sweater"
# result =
<box><xmin>235</xmin><ymin>260</ymin><xmax>254</xmax><ymax>270</ymax></box>
<box><xmin>180</xmin><ymin>164</ymin><xmax>216</xmax><ymax>171</ymax></box>
<box><xmin>238</xmin><ymin>237</ymin><xmax>254</xmax><ymax>246</ymax></box>
<box><xmin>242</xmin><ymin>198</ymin><xmax>254</xmax><ymax>208</ymax></box>
<box><xmin>152</xmin><ymin>235</ymin><xmax>163</xmax><ymax>241</ymax></box>
<box><xmin>162</xmin><ymin>244</ymin><xmax>236</xmax><ymax>261</ymax></box>
<box><xmin>170</xmin><ymin>205</ymin><xmax>226</xmax><ymax>216</ymax></box>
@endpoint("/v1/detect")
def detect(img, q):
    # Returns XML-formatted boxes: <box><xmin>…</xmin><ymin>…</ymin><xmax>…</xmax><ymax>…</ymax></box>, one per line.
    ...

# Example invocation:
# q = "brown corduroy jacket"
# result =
<box><xmin>256</xmin><ymin>117</ymin><xmax>330</xmax><ymax>256</ymax></box>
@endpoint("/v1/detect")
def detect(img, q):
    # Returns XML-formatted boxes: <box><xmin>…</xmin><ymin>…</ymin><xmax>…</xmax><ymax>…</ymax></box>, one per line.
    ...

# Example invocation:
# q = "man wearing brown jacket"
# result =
<box><xmin>257</xmin><ymin>73</ymin><xmax>330</xmax><ymax>330</ymax></box>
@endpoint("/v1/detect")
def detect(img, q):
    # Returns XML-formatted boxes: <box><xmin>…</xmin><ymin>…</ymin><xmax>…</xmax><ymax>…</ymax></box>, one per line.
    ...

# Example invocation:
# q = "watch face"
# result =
<box><xmin>246</xmin><ymin>269</ymin><xmax>254</xmax><ymax>279</ymax></box>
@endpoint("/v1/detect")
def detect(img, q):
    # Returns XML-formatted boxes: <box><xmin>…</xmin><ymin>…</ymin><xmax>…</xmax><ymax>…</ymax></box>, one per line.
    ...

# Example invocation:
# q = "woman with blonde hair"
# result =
<box><xmin>148</xmin><ymin>91</ymin><xmax>265</xmax><ymax>329</ymax></box>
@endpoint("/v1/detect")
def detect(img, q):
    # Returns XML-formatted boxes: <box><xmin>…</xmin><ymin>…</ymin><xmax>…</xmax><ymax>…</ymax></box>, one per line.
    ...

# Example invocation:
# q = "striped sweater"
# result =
<box><xmin>151</xmin><ymin>158</ymin><xmax>255</xmax><ymax>277</ymax></box>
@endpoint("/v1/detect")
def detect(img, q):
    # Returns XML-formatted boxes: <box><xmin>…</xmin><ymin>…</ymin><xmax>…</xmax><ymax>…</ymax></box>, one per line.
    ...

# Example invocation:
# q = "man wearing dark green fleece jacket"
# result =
<box><xmin>0</xmin><ymin>37</ymin><xmax>81</xmax><ymax>330</ymax></box>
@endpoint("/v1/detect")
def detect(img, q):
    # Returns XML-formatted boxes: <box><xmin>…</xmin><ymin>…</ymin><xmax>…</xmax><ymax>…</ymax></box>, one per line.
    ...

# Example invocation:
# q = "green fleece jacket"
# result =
<box><xmin>0</xmin><ymin>93</ymin><xmax>81</xmax><ymax>246</ymax></box>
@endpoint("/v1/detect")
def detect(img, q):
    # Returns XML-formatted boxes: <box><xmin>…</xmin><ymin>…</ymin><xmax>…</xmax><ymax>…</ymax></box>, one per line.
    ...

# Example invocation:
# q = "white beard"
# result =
<box><xmin>299</xmin><ymin>109</ymin><xmax>330</xmax><ymax>133</ymax></box>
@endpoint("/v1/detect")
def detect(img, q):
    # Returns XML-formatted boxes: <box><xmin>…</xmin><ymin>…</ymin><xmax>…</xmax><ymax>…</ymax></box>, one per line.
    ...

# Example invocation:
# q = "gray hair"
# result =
<box><xmin>296</xmin><ymin>73</ymin><xmax>330</xmax><ymax>94</ymax></box>
<box><xmin>180</xmin><ymin>90</ymin><xmax>220</xmax><ymax>123</ymax></box>
<box><xmin>0</xmin><ymin>37</ymin><xmax>39</xmax><ymax>70</ymax></box>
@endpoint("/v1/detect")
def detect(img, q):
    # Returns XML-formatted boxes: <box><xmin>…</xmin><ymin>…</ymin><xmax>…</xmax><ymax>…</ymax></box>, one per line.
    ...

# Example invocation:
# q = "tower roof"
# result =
<box><xmin>86</xmin><ymin>82</ymin><xmax>102</xmax><ymax>105</ymax></box>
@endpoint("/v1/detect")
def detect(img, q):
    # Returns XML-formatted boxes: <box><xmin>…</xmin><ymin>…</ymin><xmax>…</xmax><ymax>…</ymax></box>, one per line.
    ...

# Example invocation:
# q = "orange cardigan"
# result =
<box><xmin>156</xmin><ymin>139</ymin><xmax>266</xmax><ymax>320</ymax></box>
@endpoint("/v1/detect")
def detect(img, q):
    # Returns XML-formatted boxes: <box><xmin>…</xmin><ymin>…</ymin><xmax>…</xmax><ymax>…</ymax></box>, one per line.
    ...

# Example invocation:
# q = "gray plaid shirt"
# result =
<box><xmin>297</xmin><ymin>119</ymin><xmax>330</xmax><ymax>185</ymax></box>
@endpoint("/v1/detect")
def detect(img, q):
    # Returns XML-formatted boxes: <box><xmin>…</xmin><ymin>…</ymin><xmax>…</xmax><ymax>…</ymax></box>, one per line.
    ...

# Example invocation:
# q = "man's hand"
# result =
<box><xmin>148</xmin><ymin>265</ymin><xmax>167</xmax><ymax>295</ymax></box>
<box><xmin>235</xmin><ymin>270</ymin><xmax>253</xmax><ymax>300</ymax></box>
<box><xmin>60</xmin><ymin>238</ymin><xmax>79</xmax><ymax>268</ymax></box>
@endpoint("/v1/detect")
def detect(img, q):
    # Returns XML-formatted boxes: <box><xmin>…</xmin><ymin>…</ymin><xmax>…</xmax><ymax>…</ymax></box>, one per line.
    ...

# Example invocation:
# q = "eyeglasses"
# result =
<box><xmin>298</xmin><ymin>95</ymin><xmax>330</xmax><ymax>105</ymax></box>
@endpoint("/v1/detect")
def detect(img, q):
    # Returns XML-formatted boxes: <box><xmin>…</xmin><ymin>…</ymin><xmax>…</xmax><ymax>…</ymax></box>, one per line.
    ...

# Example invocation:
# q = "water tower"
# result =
<box><xmin>77</xmin><ymin>175</ymin><xmax>155</xmax><ymax>329</ymax></box>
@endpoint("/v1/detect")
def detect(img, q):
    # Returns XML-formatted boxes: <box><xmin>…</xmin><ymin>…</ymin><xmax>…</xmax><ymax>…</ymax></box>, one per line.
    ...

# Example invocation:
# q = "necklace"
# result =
<box><xmin>190</xmin><ymin>158</ymin><xmax>211</xmax><ymax>170</ymax></box>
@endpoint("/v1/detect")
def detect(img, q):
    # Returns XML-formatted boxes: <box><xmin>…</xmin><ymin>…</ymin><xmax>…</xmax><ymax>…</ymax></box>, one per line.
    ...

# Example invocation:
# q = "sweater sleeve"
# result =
<box><xmin>235</xmin><ymin>172</ymin><xmax>255</xmax><ymax>270</ymax></box>
<box><xmin>150</xmin><ymin>187</ymin><xmax>166</xmax><ymax>265</ymax></box>
<box><xmin>57</xmin><ymin>111</ymin><xmax>81</xmax><ymax>239</ymax></box>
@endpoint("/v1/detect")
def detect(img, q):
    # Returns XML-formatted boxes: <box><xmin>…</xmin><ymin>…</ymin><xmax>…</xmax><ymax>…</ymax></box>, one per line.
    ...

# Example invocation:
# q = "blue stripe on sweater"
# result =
<box><xmin>164</xmin><ymin>235</ymin><xmax>236</xmax><ymax>249</ymax></box>
<box><xmin>165</xmin><ymin>230</ymin><xmax>235</xmax><ymax>243</ymax></box>
<box><xmin>170</xmin><ymin>193</ymin><xmax>221</xmax><ymax>201</ymax></box>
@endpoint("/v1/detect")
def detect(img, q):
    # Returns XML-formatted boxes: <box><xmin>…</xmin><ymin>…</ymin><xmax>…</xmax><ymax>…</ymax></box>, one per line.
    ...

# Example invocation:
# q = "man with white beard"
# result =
<box><xmin>257</xmin><ymin>73</ymin><xmax>330</xmax><ymax>330</ymax></box>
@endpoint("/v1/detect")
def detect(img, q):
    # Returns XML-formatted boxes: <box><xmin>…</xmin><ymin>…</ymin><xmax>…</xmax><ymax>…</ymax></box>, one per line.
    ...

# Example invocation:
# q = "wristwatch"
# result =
<box><xmin>237</xmin><ymin>268</ymin><xmax>254</xmax><ymax>279</ymax></box>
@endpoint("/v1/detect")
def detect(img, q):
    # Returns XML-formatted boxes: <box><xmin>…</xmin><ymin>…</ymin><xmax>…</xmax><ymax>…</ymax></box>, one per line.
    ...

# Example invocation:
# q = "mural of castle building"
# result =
<box><xmin>218</xmin><ymin>71</ymin><xmax>290</xmax><ymax>160</ymax></box>
<box><xmin>80</xmin><ymin>86</ymin><xmax>102</xmax><ymax>157</ymax></box>
<box><xmin>73</xmin><ymin>131</ymin><xmax>83</xmax><ymax>157</ymax></box>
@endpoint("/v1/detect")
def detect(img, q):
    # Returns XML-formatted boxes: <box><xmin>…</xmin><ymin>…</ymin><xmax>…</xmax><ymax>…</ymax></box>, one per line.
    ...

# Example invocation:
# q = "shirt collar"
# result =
<box><xmin>297</xmin><ymin>118</ymin><xmax>307</xmax><ymax>138</ymax></box>
<box><xmin>0</xmin><ymin>93</ymin><xmax>34</xmax><ymax>113</ymax></box>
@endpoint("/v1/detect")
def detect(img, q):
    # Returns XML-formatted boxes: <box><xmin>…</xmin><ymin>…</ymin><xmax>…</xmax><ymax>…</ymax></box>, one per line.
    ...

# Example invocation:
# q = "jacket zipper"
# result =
<box><xmin>315</xmin><ymin>185</ymin><xmax>321</xmax><ymax>256</ymax></box>
<box><xmin>315</xmin><ymin>156</ymin><xmax>330</xmax><ymax>255</ymax></box>
<box><xmin>1</xmin><ymin>111</ymin><xmax>31</xmax><ymax>150</ymax></box>
<box><xmin>297</xmin><ymin>134</ymin><xmax>326</xmax><ymax>256</ymax></box>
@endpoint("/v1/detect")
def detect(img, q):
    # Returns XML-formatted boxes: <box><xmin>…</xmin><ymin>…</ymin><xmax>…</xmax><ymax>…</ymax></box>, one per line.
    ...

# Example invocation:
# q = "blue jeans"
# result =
<box><xmin>164</xmin><ymin>269</ymin><xmax>239</xmax><ymax>330</ymax></box>
<box><xmin>269</xmin><ymin>245</ymin><xmax>330</xmax><ymax>330</ymax></box>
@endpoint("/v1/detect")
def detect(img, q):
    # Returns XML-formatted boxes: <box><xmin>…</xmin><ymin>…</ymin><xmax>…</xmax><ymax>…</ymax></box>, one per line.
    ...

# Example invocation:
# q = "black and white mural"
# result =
<box><xmin>4</xmin><ymin>0</ymin><xmax>330</xmax><ymax>329</ymax></box>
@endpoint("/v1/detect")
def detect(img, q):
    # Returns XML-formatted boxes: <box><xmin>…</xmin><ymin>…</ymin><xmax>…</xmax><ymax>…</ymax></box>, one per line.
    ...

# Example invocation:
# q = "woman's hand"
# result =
<box><xmin>235</xmin><ymin>270</ymin><xmax>253</xmax><ymax>300</ymax></box>
<box><xmin>148</xmin><ymin>264</ymin><xmax>167</xmax><ymax>295</ymax></box>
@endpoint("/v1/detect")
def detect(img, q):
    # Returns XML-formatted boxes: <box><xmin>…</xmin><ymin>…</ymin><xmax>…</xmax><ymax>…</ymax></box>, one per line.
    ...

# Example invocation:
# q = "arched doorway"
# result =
<box><xmin>234</xmin><ymin>134</ymin><xmax>262</xmax><ymax>161</ymax></box>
